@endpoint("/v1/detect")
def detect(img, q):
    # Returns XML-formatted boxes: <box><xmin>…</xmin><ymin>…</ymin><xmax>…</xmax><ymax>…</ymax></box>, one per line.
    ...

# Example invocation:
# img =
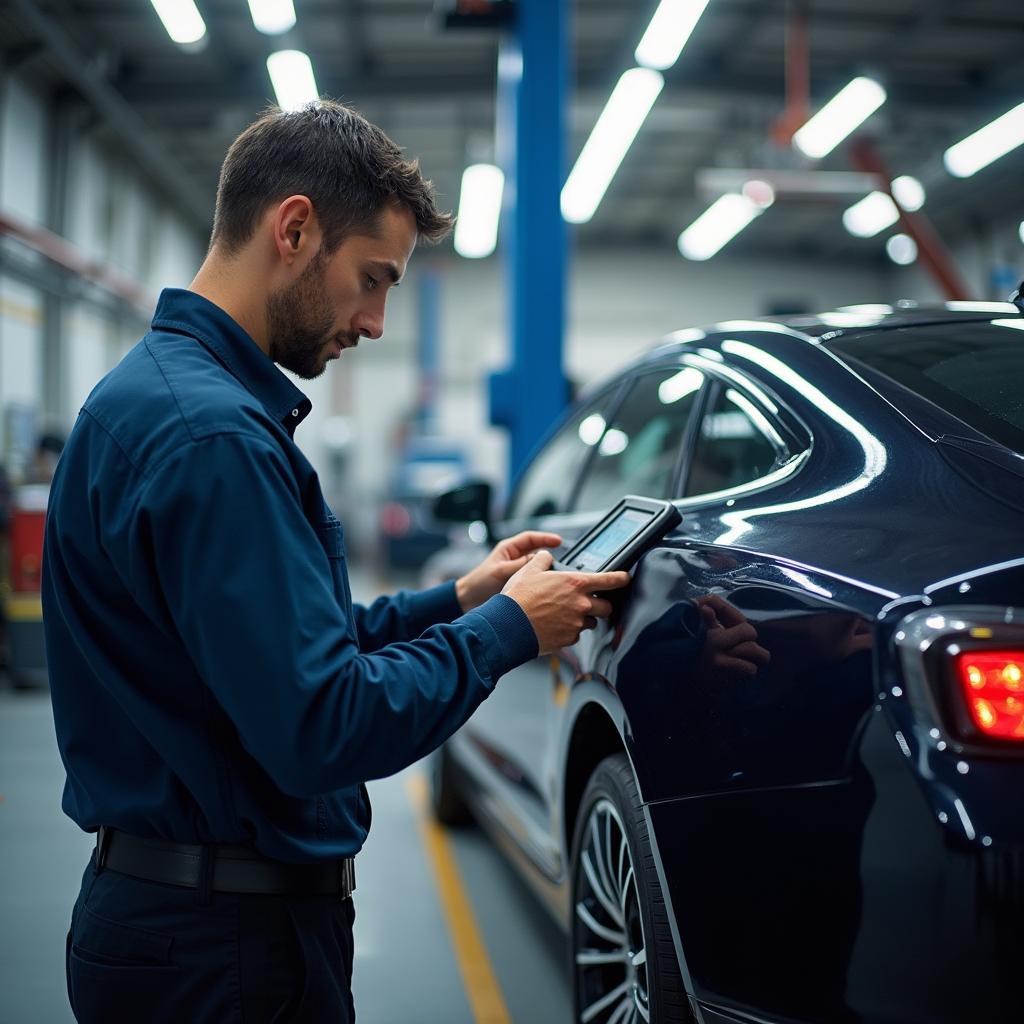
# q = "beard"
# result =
<box><xmin>265</xmin><ymin>248</ymin><xmax>355</xmax><ymax>380</ymax></box>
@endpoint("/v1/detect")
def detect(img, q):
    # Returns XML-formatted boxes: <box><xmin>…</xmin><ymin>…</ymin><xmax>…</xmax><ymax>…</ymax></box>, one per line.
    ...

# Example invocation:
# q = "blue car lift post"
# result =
<box><xmin>488</xmin><ymin>0</ymin><xmax>570</xmax><ymax>491</ymax></box>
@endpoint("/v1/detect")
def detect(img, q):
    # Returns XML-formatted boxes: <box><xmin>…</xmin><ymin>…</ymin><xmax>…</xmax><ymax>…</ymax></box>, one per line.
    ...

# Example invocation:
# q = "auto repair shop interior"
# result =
<box><xmin>2</xmin><ymin>1</ymin><xmax>1024</xmax><ymax>1023</ymax></box>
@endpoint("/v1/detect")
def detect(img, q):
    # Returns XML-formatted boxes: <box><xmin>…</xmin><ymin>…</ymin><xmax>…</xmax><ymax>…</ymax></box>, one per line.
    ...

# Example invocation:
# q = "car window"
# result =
<box><xmin>826</xmin><ymin>322</ymin><xmax>1024</xmax><ymax>453</ymax></box>
<box><xmin>572</xmin><ymin>366</ymin><xmax>704</xmax><ymax>511</ymax></box>
<box><xmin>505</xmin><ymin>393</ymin><xmax>619</xmax><ymax>520</ymax></box>
<box><xmin>685</xmin><ymin>384</ymin><xmax>781</xmax><ymax>497</ymax></box>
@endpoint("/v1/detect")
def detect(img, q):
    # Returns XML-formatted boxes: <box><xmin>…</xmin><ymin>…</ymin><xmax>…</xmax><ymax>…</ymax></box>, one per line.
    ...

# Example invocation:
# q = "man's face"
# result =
<box><xmin>266</xmin><ymin>203</ymin><xmax>418</xmax><ymax>380</ymax></box>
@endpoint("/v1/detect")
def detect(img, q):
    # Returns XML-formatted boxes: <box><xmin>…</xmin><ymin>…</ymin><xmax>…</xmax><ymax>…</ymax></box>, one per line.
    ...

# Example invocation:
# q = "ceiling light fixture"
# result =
<box><xmin>678</xmin><ymin>185</ymin><xmax>774</xmax><ymax>261</ymax></box>
<box><xmin>793</xmin><ymin>77</ymin><xmax>887</xmax><ymax>159</ymax></box>
<box><xmin>842</xmin><ymin>175</ymin><xmax>926</xmax><ymax>238</ymax></box>
<box><xmin>267</xmin><ymin>50</ymin><xmax>319</xmax><ymax>112</ymax></box>
<box><xmin>454</xmin><ymin>164</ymin><xmax>505</xmax><ymax>259</ymax></box>
<box><xmin>635</xmin><ymin>0</ymin><xmax>713</xmax><ymax>71</ymax></box>
<box><xmin>944</xmin><ymin>102</ymin><xmax>1024</xmax><ymax>178</ymax></box>
<box><xmin>561</xmin><ymin>68</ymin><xmax>664</xmax><ymax>224</ymax></box>
<box><xmin>149</xmin><ymin>0</ymin><xmax>206</xmax><ymax>45</ymax></box>
<box><xmin>886</xmin><ymin>233</ymin><xmax>918</xmax><ymax>266</ymax></box>
<box><xmin>891</xmin><ymin>175</ymin><xmax>926</xmax><ymax>211</ymax></box>
<box><xmin>843</xmin><ymin>192</ymin><xmax>897</xmax><ymax>238</ymax></box>
<box><xmin>247</xmin><ymin>0</ymin><xmax>296</xmax><ymax>35</ymax></box>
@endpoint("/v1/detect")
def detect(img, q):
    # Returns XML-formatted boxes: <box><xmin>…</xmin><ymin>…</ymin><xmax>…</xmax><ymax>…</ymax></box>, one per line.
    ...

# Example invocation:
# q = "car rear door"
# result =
<box><xmin>614</xmin><ymin>371</ymin><xmax>880</xmax><ymax>1021</ymax></box>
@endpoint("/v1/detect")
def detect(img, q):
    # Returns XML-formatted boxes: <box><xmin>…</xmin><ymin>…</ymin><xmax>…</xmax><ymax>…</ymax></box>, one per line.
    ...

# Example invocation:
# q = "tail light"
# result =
<box><xmin>954</xmin><ymin>650</ymin><xmax>1024</xmax><ymax>742</ymax></box>
<box><xmin>895</xmin><ymin>609</ymin><xmax>1024</xmax><ymax>755</ymax></box>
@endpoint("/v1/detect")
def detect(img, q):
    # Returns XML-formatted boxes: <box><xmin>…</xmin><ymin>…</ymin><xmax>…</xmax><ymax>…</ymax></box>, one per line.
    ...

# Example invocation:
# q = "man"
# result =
<box><xmin>41</xmin><ymin>100</ymin><xmax>628</xmax><ymax>1023</ymax></box>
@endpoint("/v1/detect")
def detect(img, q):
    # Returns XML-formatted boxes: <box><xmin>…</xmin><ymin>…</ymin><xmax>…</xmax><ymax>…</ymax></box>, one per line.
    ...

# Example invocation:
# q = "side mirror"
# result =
<box><xmin>433</xmin><ymin>480</ymin><xmax>492</xmax><ymax>528</ymax></box>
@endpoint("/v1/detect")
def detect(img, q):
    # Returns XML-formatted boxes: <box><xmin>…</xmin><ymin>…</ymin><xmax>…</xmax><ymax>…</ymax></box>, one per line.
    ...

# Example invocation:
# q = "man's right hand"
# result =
<box><xmin>501</xmin><ymin>550</ymin><xmax>630</xmax><ymax>655</ymax></box>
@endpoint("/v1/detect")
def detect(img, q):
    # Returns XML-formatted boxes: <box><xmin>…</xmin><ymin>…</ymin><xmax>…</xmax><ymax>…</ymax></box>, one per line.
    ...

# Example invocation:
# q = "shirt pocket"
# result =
<box><xmin>314</xmin><ymin>514</ymin><xmax>354</xmax><ymax>618</ymax></box>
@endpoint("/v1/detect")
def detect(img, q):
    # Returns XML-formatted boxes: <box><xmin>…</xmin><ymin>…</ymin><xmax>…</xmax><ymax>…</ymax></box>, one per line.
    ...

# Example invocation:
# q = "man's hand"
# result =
<box><xmin>455</xmin><ymin>531</ymin><xmax>563</xmax><ymax>613</ymax></box>
<box><xmin>502</xmin><ymin>551</ymin><xmax>630</xmax><ymax>656</ymax></box>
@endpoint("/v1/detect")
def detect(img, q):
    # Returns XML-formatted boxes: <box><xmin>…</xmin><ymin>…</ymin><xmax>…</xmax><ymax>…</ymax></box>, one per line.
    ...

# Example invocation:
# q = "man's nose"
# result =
<box><xmin>353</xmin><ymin>312</ymin><xmax>384</xmax><ymax>340</ymax></box>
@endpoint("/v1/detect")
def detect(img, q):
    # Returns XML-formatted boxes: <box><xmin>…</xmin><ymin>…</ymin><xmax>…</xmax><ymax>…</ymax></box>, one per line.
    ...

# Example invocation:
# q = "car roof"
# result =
<box><xmin>648</xmin><ymin>301</ymin><xmax>1023</xmax><ymax>352</ymax></box>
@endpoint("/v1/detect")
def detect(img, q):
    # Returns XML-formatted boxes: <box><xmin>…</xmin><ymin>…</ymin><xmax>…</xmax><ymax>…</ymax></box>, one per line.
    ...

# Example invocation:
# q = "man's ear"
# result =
<box><xmin>272</xmin><ymin>195</ymin><xmax>320</xmax><ymax>265</ymax></box>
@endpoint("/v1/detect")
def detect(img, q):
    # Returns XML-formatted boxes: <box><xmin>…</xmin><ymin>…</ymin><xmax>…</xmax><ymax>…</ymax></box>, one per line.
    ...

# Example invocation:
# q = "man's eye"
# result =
<box><xmin>366</xmin><ymin>275</ymin><xmax>380</xmax><ymax>290</ymax></box>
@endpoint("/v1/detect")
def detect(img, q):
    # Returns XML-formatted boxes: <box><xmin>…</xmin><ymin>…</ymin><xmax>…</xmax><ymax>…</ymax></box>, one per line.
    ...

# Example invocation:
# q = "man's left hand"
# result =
<box><xmin>456</xmin><ymin>531</ymin><xmax>563</xmax><ymax>613</ymax></box>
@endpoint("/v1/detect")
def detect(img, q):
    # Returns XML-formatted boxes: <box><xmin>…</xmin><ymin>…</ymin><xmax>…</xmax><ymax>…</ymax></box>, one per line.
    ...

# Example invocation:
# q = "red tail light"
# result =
<box><xmin>954</xmin><ymin>650</ymin><xmax>1024</xmax><ymax>741</ymax></box>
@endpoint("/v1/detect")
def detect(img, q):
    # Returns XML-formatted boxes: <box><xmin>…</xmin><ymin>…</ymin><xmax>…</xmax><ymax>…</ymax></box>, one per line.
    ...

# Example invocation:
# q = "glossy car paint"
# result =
<box><xmin>433</xmin><ymin>308</ymin><xmax>1024</xmax><ymax>1024</ymax></box>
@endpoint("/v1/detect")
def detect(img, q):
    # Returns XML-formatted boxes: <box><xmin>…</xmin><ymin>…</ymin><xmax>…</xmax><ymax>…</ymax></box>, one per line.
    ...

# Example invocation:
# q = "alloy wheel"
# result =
<box><xmin>573</xmin><ymin>798</ymin><xmax>650</xmax><ymax>1024</ymax></box>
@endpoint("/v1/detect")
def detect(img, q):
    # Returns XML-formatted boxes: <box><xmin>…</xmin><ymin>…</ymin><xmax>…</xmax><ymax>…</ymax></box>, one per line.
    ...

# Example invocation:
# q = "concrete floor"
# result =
<box><xmin>0</xmin><ymin>569</ymin><xmax>573</xmax><ymax>1024</ymax></box>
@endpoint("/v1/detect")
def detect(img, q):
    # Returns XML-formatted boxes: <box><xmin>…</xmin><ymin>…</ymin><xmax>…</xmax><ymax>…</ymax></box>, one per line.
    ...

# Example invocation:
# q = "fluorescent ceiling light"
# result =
<box><xmin>892</xmin><ymin>175</ymin><xmax>925</xmax><ymax>211</ymax></box>
<box><xmin>635</xmin><ymin>0</ymin><xmax>712</xmax><ymax>71</ymax></box>
<box><xmin>842</xmin><ymin>177</ymin><xmax>924</xmax><ymax>238</ymax></box>
<box><xmin>944</xmin><ymin>102</ymin><xmax>1024</xmax><ymax>178</ymax></box>
<box><xmin>454</xmin><ymin>164</ymin><xmax>505</xmax><ymax>259</ymax></box>
<box><xmin>248</xmin><ymin>0</ymin><xmax>296</xmax><ymax>34</ymax></box>
<box><xmin>561</xmin><ymin>68</ymin><xmax>664</xmax><ymax>224</ymax></box>
<box><xmin>267</xmin><ymin>50</ymin><xmax>319</xmax><ymax>112</ymax></box>
<box><xmin>843</xmin><ymin>192</ymin><xmax>898</xmax><ymax>238</ymax></box>
<box><xmin>793</xmin><ymin>77</ymin><xmax>887</xmax><ymax>159</ymax></box>
<box><xmin>678</xmin><ymin>188</ymin><xmax>773</xmax><ymax>261</ymax></box>
<box><xmin>886</xmin><ymin>233</ymin><xmax>917</xmax><ymax>266</ymax></box>
<box><xmin>149</xmin><ymin>0</ymin><xmax>206</xmax><ymax>44</ymax></box>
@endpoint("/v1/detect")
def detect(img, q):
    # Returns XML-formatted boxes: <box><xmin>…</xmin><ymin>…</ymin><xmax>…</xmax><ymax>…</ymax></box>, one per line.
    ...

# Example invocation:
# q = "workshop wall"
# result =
<box><xmin>0</xmin><ymin>71</ymin><xmax>204</xmax><ymax>465</ymax></box>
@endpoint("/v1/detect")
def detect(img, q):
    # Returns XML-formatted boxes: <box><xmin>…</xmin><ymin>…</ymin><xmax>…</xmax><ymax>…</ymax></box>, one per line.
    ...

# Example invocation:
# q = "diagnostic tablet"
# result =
<box><xmin>555</xmin><ymin>496</ymin><xmax>682</xmax><ymax>573</ymax></box>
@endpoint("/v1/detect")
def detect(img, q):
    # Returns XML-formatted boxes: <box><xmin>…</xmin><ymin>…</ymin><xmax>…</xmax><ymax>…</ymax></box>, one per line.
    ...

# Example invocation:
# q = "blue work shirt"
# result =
<box><xmin>42</xmin><ymin>288</ymin><xmax>537</xmax><ymax>863</ymax></box>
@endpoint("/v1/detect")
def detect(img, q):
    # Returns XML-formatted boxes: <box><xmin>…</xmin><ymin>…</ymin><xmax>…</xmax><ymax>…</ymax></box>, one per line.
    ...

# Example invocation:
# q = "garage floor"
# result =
<box><xmin>0</xmin><ymin>570</ymin><xmax>573</xmax><ymax>1024</ymax></box>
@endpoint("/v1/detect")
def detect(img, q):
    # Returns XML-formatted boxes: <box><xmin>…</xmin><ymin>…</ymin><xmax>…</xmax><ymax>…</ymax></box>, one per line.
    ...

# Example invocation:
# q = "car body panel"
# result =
<box><xmin>427</xmin><ymin>308</ymin><xmax>1024</xmax><ymax>1024</ymax></box>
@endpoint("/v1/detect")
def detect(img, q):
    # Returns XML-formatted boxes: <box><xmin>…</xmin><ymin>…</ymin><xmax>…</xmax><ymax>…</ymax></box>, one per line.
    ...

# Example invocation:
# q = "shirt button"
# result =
<box><xmin>291</xmin><ymin>409</ymin><xmax>299</xmax><ymax>418</ymax></box>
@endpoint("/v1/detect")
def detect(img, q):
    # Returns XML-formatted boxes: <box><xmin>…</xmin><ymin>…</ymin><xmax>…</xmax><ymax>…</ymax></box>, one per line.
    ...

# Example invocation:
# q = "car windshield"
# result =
<box><xmin>826</xmin><ymin>320</ymin><xmax>1024</xmax><ymax>453</ymax></box>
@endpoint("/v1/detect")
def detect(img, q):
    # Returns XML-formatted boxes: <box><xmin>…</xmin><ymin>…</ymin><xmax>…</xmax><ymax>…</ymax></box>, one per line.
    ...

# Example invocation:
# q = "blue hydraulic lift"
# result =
<box><xmin>487</xmin><ymin>0</ymin><xmax>570</xmax><ymax>489</ymax></box>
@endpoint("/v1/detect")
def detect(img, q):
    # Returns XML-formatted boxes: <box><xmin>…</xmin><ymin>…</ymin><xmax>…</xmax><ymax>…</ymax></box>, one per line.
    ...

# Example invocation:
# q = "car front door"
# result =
<box><xmin>467</xmin><ymin>363</ymin><xmax>707</xmax><ymax>879</ymax></box>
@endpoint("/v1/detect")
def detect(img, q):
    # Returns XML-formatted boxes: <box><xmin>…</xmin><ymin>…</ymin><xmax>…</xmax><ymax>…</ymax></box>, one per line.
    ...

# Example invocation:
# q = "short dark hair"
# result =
<box><xmin>210</xmin><ymin>100</ymin><xmax>453</xmax><ymax>255</ymax></box>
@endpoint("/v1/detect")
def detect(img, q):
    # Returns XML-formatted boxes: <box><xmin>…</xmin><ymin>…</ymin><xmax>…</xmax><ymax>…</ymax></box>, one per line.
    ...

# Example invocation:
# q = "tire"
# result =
<box><xmin>570</xmin><ymin>753</ymin><xmax>690</xmax><ymax>1024</ymax></box>
<box><xmin>429</xmin><ymin>742</ymin><xmax>474</xmax><ymax>826</ymax></box>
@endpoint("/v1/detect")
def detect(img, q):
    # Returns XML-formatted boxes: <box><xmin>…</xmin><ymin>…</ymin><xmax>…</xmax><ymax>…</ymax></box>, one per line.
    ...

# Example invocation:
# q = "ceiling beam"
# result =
<box><xmin>110</xmin><ymin>66</ymin><xmax>1023</xmax><ymax>118</ymax></box>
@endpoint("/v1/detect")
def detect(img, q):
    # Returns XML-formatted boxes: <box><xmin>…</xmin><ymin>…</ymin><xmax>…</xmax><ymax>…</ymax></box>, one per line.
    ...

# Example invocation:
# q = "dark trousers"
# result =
<box><xmin>66</xmin><ymin>851</ymin><xmax>356</xmax><ymax>1023</ymax></box>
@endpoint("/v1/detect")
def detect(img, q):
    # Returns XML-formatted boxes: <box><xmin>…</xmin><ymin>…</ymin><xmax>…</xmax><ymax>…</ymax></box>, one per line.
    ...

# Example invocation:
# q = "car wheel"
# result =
<box><xmin>429</xmin><ymin>742</ymin><xmax>473</xmax><ymax>826</ymax></box>
<box><xmin>571</xmin><ymin>753</ymin><xmax>689</xmax><ymax>1024</ymax></box>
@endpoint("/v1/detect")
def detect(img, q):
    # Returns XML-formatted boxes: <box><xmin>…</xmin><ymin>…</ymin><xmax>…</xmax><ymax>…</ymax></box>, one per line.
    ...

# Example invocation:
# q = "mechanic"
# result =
<box><xmin>41</xmin><ymin>100</ymin><xmax>629</xmax><ymax>1024</ymax></box>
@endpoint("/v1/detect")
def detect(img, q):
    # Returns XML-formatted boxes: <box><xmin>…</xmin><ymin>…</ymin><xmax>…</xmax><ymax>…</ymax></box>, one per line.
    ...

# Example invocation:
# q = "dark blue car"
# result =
<box><xmin>427</xmin><ymin>303</ymin><xmax>1024</xmax><ymax>1024</ymax></box>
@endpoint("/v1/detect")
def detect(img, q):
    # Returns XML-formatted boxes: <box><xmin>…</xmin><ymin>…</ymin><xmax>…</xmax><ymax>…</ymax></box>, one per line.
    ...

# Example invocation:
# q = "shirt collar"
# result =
<box><xmin>151</xmin><ymin>288</ymin><xmax>312</xmax><ymax>434</ymax></box>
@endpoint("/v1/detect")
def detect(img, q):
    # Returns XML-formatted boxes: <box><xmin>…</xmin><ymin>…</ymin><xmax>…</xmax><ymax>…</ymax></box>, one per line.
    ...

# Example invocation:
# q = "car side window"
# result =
<box><xmin>505</xmin><ymin>394</ymin><xmax>618</xmax><ymax>520</ymax></box>
<box><xmin>572</xmin><ymin>366</ymin><xmax>704</xmax><ymax>512</ymax></box>
<box><xmin>684</xmin><ymin>384</ymin><xmax>782</xmax><ymax>497</ymax></box>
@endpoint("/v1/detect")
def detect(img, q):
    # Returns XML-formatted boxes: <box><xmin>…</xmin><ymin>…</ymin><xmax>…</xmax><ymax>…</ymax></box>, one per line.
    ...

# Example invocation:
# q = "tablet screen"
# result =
<box><xmin>569</xmin><ymin>507</ymin><xmax>655</xmax><ymax>571</ymax></box>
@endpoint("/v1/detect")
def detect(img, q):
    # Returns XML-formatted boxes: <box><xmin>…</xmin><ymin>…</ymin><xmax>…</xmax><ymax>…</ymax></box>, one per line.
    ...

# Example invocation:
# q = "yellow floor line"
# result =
<box><xmin>406</xmin><ymin>773</ymin><xmax>511</xmax><ymax>1024</ymax></box>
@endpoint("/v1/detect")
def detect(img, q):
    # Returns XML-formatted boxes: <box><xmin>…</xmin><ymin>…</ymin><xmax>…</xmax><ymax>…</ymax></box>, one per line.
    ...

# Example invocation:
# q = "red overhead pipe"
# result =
<box><xmin>0</xmin><ymin>210</ymin><xmax>154</xmax><ymax>315</ymax></box>
<box><xmin>849</xmin><ymin>139</ymin><xmax>971</xmax><ymax>301</ymax></box>
<box><xmin>771</xmin><ymin>0</ymin><xmax>810</xmax><ymax>146</ymax></box>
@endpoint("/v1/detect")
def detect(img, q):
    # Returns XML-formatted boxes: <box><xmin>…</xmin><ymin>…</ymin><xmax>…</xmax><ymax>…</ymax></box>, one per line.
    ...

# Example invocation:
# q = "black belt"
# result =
<box><xmin>96</xmin><ymin>827</ymin><xmax>355</xmax><ymax>899</ymax></box>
